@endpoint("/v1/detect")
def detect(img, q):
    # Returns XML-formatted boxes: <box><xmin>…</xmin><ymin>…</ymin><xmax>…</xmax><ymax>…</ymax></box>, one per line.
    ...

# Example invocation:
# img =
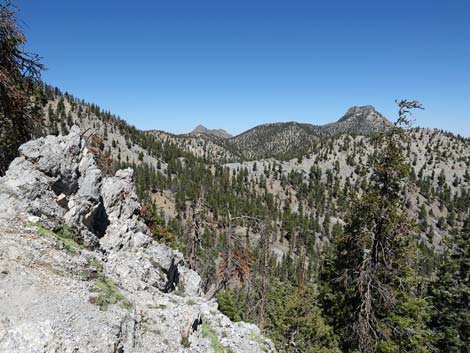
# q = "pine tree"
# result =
<box><xmin>265</xmin><ymin>281</ymin><xmax>340</xmax><ymax>353</ymax></box>
<box><xmin>429</xmin><ymin>215</ymin><xmax>470</xmax><ymax>352</ymax></box>
<box><xmin>215</xmin><ymin>289</ymin><xmax>241</xmax><ymax>322</ymax></box>
<box><xmin>0</xmin><ymin>1</ymin><xmax>44</xmax><ymax>174</ymax></box>
<box><xmin>322</xmin><ymin>100</ymin><xmax>432</xmax><ymax>352</ymax></box>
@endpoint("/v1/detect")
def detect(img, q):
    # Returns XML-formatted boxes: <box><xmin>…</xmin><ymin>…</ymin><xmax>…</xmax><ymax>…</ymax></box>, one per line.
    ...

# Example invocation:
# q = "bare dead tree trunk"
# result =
<box><xmin>188</xmin><ymin>192</ymin><xmax>204</xmax><ymax>269</ymax></box>
<box><xmin>258</xmin><ymin>221</ymin><xmax>269</xmax><ymax>333</ymax></box>
<box><xmin>297</xmin><ymin>246</ymin><xmax>306</xmax><ymax>291</ymax></box>
<box><xmin>225</xmin><ymin>207</ymin><xmax>234</xmax><ymax>288</ymax></box>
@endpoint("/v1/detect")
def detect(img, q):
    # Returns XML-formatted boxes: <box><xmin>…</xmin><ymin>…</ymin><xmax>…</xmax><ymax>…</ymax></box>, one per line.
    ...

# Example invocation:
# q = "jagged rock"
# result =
<box><xmin>56</xmin><ymin>193</ymin><xmax>68</xmax><ymax>208</ymax></box>
<box><xmin>0</xmin><ymin>152</ymin><xmax>65</xmax><ymax>226</ymax></box>
<box><xmin>0</xmin><ymin>128</ymin><xmax>275</xmax><ymax>353</ymax></box>
<box><xmin>190</xmin><ymin>124</ymin><xmax>233</xmax><ymax>139</ymax></box>
<box><xmin>19</xmin><ymin>125</ymin><xmax>82</xmax><ymax>184</ymax></box>
<box><xmin>178</xmin><ymin>264</ymin><xmax>202</xmax><ymax>297</ymax></box>
<box><xmin>102</xmin><ymin>168</ymin><xmax>141</xmax><ymax>222</ymax></box>
<box><xmin>77</xmin><ymin>150</ymin><xmax>102</xmax><ymax>202</ymax></box>
<box><xmin>229</xmin><ymin>105</ymin><xmax>391</xmax><ymax>159</ymax></box>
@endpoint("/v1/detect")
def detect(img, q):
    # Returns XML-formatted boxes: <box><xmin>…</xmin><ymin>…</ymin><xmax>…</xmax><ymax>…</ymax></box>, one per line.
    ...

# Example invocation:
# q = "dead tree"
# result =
<box><xmin>0</xmin><ymin>1</ymin><xmax>44</xmax><ymax>174</ymax></box>
<box><xmin>187</xmin><ymin>191</ymin><xmax>205</xmax><ymax>269</ymax></box>
<box><xmin>258</xmin><ymin>220</ymin><xmax>270</xmax><ymax>333</ymax></box>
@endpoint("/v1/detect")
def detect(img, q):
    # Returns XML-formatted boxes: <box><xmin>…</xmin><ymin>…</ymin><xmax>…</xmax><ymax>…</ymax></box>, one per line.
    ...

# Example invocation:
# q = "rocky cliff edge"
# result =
<box><xmin>0</xmin><ymin>126</ymin><xmax>275</xmax><ymax>353</ymax></box>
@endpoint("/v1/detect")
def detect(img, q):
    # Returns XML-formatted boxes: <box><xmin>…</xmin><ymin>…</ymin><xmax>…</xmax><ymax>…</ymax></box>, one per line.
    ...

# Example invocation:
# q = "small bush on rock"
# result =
<box><xmin>88</xmin><ymin>257</ymin><xmax>131</xmax><ymax>311</ymax></box>
<box><xmin>30</xmin><ymin>222</ymin><xmax>81</xmax><ymax>255</ymax></box>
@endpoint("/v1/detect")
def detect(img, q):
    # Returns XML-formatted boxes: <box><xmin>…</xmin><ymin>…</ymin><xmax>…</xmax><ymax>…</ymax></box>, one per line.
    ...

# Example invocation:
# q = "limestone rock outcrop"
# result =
<box><xmin>0</xmin><ymin>127</ymin><xmax>275</xmax><ymax>353</ymax></box>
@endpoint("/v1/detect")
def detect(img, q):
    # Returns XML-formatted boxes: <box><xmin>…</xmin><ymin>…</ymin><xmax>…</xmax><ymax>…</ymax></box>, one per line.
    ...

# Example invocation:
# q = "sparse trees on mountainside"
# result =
<box><xmin>429</xmin><ymin>214</ymin><xmax>470</xmax><ymax>352</ymax></box>
<box><xmin>0</xmin><ymin>0</ymin><xmax>44</xmax><ymax>175</ymax></box>
<box><xmin>31</xmin><ymin>84</ymin><xmax>470</xmax><ymax>353</ymax></box>
<box><xmin>321</xmin><ymin>101</ymin><xmax>433</xmax><ymax>352</ymax></box>
<box><xmin>142</xmin><ymin>202</ymin><xmax>181</xmax><ymax>250</ymax></box>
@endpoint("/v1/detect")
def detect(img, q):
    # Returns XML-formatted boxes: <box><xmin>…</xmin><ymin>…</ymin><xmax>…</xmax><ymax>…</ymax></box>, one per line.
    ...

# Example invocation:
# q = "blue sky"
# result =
<box><xmin>15</xmin><ymin>0</ymin><xmax>470</xmax><ymax>136</ymax></box>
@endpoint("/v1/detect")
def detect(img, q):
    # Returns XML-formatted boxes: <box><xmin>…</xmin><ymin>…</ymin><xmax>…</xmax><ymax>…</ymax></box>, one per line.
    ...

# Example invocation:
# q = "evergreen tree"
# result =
<box><xmin>0</xmin><ymin>1</ymin><xmax>44</xmax><ymax>174</ymax></box>
<box><xmin>429</xmin><ymin>215</ymin><xmax>470</xmax><ymax>352</ymax></box>
<box><xmin>265</xmin><ymin>281</ymin><xmax>340</xmax><ymax>353</ymax></box>
<box><xmin>322</xmin><ymin>100</ymin><xmax>432</xmax><ymax>352</ymax></box>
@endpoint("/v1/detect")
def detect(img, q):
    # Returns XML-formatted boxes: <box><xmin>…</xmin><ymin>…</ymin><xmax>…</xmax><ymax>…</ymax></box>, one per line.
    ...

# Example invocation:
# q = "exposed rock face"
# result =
<box><xmin>164</xmin><ymin>106</ymin><xmax>391</xmax><ymax>161</ymax></box>
<box><xmin>227</xmin><ymin>105</ymin><xmax>391</xmax><ymax>160</ymax></box>
<box><xmin>43</xmin><ymin>94</ymin><xmax>389</xmax><ymax>164</ymax></box>
<box><xmin>0</xmin><ymin>127</ymin><xmax>274</xmax><ymax>353</ymax></box>
<box><xmin>323</xmin><ymin>105</ymin><xmax>392</xmax><ymax>135</ymax></box>
<box><xmin>190</xmin><ymin>124</ymin><xmax>232</xmax><ymax>139</ymax></box>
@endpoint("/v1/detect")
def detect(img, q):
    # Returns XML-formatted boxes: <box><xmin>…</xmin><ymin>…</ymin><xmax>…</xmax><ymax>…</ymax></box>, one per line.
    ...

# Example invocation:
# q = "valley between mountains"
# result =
<box><xmin>1</xmin><ymin>1</ymin><xmax>470</xmax><ymax>351</ymax></box>
<box><xmin>1</xmin><ymin>84</ymin><xmax>469</xmax><ymax>352</ymax></box>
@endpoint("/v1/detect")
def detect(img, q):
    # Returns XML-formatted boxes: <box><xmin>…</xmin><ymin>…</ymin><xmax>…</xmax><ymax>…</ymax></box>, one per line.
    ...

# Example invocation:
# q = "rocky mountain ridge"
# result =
<box><xmin>0</xmin><ymin>127</ymin><xmax>274</xmax><ymax>353</ymax></box>
<box><xmin>191</xmin><ymin>124</ymin><xmax>233</xmax><ymax>139</ymax></box>
<box><xmin>36</xmin><ymin>89</ymin><xmax>470</xmax><ymax>257</ymax></box>
<box><xmin>11</xmin><ymin>86</ymin><xmax>470</xmax><ymax>351</ymax></box>
<box><xmin>39</xmin><ymin>88</ymin><xmax>394</xmax><ymax>164</ymax></box>
<box><xmin>172</xmin><ymin>105</ymin><xmax>392</xmax><ymax>160</ymax></box>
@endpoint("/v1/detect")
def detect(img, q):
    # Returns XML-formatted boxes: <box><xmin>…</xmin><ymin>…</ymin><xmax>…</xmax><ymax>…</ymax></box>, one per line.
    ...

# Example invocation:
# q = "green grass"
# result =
<box><xmin>201</xmin><ymin>322</ymin><xmax>226</xmax><ymax>353</ymax></box>
<box><xmin>88</xmin><ymin>256</ymin><xmax>131</xmax><ymax>311</ymax></box>
<box><xmin>89</xmin><ymin>277</ymin><xmax>131</xmax><ymax>311</ymax></box>
<box><xmin>29</xmin><ymin>222</ymin><xmax>81</xmax><ymax>255</ymax></box>
<box><xmin>89</xmin><ymin>256</ymin><xmax>103</xmax><ymax>274</ymax></box>
<box><xmin>28</xmin><ymin>222</ymin><xmax>130</xmax><ymax>311</ymax></box>
<box><xmin>148</xmin><ymin>303</ymin><xmax>167</xmax><ymax>310</ymax></box>
<box><xmin>248</xmin><ymin>333</ymin><xmax>268</xmax><ymax>352</ymax></box>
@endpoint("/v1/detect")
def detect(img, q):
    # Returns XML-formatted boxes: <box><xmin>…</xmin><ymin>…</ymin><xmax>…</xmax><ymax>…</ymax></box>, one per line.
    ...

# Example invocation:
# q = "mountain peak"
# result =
<box><xmin>190</xmin><ymin>125</ymin><xmax>232</xmax><ymax>138</ymax></box>
<box><xmin>338</xmin><ymin>105</ymin><xmax>391</xmax><ymax>126</ymax></box>
<box><xmin>345</xmin><ymin>104</ymin><xmax>376</xmax><ymax>115</ymax></box>
<box><xmin>192</xmin><ymin>124</ymin><xmax>208</xmax><ymax>132</ymax></box>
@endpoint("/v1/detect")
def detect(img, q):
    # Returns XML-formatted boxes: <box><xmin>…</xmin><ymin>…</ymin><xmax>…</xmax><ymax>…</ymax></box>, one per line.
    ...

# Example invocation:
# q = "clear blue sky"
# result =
<box><xmin>15</xmin><ymin>0</ymin><xmax>470</xmax><ymax>136</ymax></box>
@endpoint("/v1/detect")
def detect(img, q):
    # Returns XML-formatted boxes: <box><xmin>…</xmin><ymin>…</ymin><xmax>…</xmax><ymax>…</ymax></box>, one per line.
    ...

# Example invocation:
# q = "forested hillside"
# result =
<box><xmin>34</xmin><ymin>84</ymin><xmax>470</xmax><ymax>352</ymax></box>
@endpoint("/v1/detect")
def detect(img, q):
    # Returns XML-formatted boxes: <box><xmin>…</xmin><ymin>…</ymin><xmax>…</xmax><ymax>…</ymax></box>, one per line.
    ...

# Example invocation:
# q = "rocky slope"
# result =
<box><xmin>149</xmin><ymin>129</ymin><xmax>240</xmax><ymax>162</ymax></box>
<box><xmin>0</xmin><ymin>127</ymin><xmax>274</xmax><ymax>353</ymax></box>
<box><xmin>155</xmin><ymin>105</ymin><xmax>391</xmax><ymax>161</ymax></box>
<box><xmin>223</xmin><ymin>128</ymin><xmax>470</xmax><ymax>247</ymax></box>
<box><xmin>229</xmin><ymin>105</ymin><xmax>391</xmax><ymax>160</ymax></box>
<box><xmin>39</xmin><ymin>90</ymin><xmax>392</xmax><ymax>164</ymax></box>
<box><xmin>37</xmin><ymin>90</ymin><xmax>470</xmax><ymax>257</ymax></box>
<box><xmin>191</xmin><ymin>125</ymin><xmax>232</xmax><ymax>139</ymax></box>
